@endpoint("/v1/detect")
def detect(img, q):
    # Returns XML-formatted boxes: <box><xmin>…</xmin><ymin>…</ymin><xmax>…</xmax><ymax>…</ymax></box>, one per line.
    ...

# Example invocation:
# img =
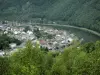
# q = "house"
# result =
<box><xmin>68</xmin><ymin>38</ymin><xmax>73</xmax><ymax>42</ymax></box>
<box><xmin>9</xmin><ymin>43</ymin><xmax>17</xmax><ymax>49</ymax></box>
<box><xmin>0</xmin><ymin>51</ymin><xmax>4</xmax><ymax>56</ymax></box>
<box><xmin>39</xmin><ymin>40</ymin><xmax>47</xmax><ymax>48</ymax></box>
<box><xmin>27</xmin><ymin>30</ymin><xmax>33</xmax><ymax>35</ymax></box>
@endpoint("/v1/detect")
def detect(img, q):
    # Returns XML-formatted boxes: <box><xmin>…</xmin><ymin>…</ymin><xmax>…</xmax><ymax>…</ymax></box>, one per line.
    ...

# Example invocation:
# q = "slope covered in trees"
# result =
<box><xmin>0</xmin><ymin>0</ymin><xmax>100</xmax><ymax>32</ymax></box>
<box><xmin>1</xmin><ymin>41</ymin><xmax>100</xmax><ymax>75</ymax></box>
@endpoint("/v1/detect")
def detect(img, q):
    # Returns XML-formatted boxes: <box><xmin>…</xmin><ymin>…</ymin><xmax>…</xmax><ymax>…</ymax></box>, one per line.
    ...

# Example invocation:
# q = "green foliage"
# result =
<box><xmin>34</xmin><ymin>28</ymin><xmax>41</xmax><ymax>38</ymax></box>
<box><xmin>0</xmin><ymin>41</ymin><xmax>100</xmax><ymax>75</ymax></box>
<box><xmin>10</xmin><ymin>41</ymin><xmax>54</xmax><ymax>75</ymax></box>
<box><xmin>0</xmin><ymin>0</ymin><xmax>100</xmax><ymax>32</ymax></box>
<box><xmin>82</xmin><ymin>42</ymin><xmax>95</xmax><ymax>53</ymax></box>
<box><xmin>10</xmin><ymin>41</ymin><xmax>42</xmax><ymax>75</ymax></box>
<box><xmin>0</xmin><ymin>57</ymin><xmax>10</xmax><ymax>75</ymax></box>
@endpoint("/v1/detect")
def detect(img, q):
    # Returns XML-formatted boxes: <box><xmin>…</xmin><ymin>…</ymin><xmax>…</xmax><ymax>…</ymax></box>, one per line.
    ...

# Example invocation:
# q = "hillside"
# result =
<box><xmin>1</xmin><ymin>41</ymin><xmax>100</xmax><ymax>75</ymax></box>
<box><xmin>0</xmin><ymin>0</ymin><xmax>100</xmax><ymax>32</ymax></box>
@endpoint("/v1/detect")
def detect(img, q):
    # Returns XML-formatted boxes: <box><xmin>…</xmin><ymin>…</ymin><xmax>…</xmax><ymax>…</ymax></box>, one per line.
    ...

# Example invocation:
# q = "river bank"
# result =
<box><xmin>33</xmin><ymin>23</ymin><xmax>100</xmax><ymax>43</ymax></box>
<box><xmin>36</xmin><ymin>23</ymin><xmax>100</xmax><ymax>37</ymax></box>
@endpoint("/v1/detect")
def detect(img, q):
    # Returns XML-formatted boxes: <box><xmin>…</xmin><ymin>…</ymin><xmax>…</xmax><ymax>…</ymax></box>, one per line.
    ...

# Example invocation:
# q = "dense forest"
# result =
<box><xmin>0</xmin><ymin>40</ymin><xmax>100</xmax><ymax>75</ymax></box>
<box><xmin>0</xmin><ymin>0</ymin><xmax>100</xmax><ymax>32</ymax></box>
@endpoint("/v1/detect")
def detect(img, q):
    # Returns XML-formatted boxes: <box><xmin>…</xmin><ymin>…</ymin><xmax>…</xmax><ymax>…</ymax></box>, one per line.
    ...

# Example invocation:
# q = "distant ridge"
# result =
<box><xmin>0</xmin><ymin>0</ymin><xmax>100</xmax><ymax>32</ymax></box>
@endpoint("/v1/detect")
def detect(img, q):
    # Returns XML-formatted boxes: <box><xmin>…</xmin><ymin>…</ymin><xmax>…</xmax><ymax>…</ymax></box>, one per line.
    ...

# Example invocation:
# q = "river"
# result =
<box><xmin>39</xmin><ymin>24</ymin><xmax>100</xmax><ymax>43</ymax></box>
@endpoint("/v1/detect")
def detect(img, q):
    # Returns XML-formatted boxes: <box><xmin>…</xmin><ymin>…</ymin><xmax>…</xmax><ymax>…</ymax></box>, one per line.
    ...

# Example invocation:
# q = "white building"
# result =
<box><xmin>9</xmin><ymin>43</ymin><xmax>17</xmax><ymax>49</ymax></box>
<box><xmin>68</xmin><ymin>38</ymin><xmax>73</xmax><ymax>42</ymax></box>
<box><xmin>0</xmin><ymin>51</ymin><xmax>4</xmax><ymax>56</ymax></box>
<box><xmin>27</xmin><ymin>30</ymin><xmax>33</xmax><ymax>35</ymax></box>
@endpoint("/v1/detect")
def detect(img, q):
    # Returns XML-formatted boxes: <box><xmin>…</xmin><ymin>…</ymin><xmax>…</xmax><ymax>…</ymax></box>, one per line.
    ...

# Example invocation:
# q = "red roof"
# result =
<box><xmin>40</xmin><ymin>40</ymin><xmax>46</xmax><ymax>45</ymax></box>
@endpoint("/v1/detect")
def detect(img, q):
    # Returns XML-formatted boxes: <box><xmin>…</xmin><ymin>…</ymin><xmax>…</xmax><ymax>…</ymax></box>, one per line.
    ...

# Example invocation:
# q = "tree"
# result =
<box><xmin>24</xmin><ymin>26</ymin><xmax>31</xmax><ymax>32</ymax></box>
<box><xmin>82</xmin><ymin>42</ymin><xmax>95</xmax><ymax>53</ymax></box>
<box><xmin>0</xmin><ymin>34</ymin><xmax>21</xmax><ymax>50</ymax></box>
<box><xmin>1</xmin><ymin>40</ymin><xmax>100</xmax><ymax>75</ymax></box>
<box><xmin>0</xmin><ymin>57</ymin><xmax>10</xmax><ymax>75</ymax></box>
<box><xmin>10</xmin><ymin>41</ymin><xmax>45</xmax><ymax>75</ymax></box>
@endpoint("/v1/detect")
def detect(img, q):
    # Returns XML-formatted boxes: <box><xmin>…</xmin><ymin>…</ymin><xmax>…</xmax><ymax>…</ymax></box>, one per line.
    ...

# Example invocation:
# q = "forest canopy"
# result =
<box><xmin>0</xmin><ymin>0</ymin><xmax>100</xmax><ymax>32</ymax></box>
<box><xmin>0</xmin><ymin>40</ymin><xmax>100</xmax><ymax>75</ymax></box>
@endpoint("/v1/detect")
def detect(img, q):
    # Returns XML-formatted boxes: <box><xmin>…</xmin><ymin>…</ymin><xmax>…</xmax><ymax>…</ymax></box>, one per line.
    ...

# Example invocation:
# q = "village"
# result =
<box><xmin>0</xmin><ymin>21</ymin><xmax>78</xmax><ymax>56</ymax></box>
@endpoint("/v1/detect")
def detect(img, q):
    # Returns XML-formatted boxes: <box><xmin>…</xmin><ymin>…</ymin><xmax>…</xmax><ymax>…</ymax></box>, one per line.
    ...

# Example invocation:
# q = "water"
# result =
<box><xmin>44</xmin><ymin>25</ymin><xmax>100</xmax><ymax>43</ymax></box>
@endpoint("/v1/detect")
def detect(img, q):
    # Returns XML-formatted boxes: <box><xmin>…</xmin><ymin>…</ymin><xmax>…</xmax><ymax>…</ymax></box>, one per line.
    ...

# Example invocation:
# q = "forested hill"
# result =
<box><xmin>0</xmin><ymin>0</ymin><xmax>100</xmax><ymax>32</ymax></box>
<box><xmin>1</xmin><ymin>41</ymin><xmax>100</xmax><ymax>75</ymax></box>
